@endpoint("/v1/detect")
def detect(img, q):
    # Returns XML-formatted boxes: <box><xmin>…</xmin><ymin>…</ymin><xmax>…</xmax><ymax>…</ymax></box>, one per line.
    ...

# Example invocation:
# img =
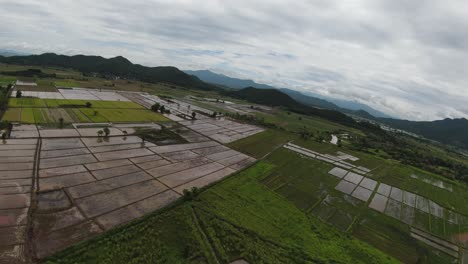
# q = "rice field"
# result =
<box><xmin>55</xmin><ymin>80</ymin><xmax>79</xmax><ymax>87</ymax></box>
<box><xmin>3</xmin><ymin>97</ymin><xmax>162</xmax><ymax>124</ymax></box>
<box><xmin>9</xmin><ymin>98</ymin><xmax>143</xmax><ymax>109</ymax></box>
<box><xmin>257</xmin><ymin>147</ymin><xmax>460</xmax><ymax>263</ymax></box>
<box><xmin>2</xmin><ymin>107</ymin><xmax>168</xmax><ymax>124</ymax></box>
<box><xmin>0</xmin><ymin>76</ymin><xmax>16</xmax><ymax>86</ymax></box>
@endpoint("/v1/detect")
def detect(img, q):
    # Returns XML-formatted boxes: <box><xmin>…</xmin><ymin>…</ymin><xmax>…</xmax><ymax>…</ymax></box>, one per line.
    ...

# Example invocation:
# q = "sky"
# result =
<box><xmin>1</xmin><ymin>0</ymin><xmax>468</xmax><ymax>121</ymax></box>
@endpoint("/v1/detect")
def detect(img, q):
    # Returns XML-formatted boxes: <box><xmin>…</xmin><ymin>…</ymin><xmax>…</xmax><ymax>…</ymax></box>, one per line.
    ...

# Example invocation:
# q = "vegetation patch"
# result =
<box><xmin>134</xmin><ymin>127</ymin><xmax>188</xmax><ymax>145</ymax></box>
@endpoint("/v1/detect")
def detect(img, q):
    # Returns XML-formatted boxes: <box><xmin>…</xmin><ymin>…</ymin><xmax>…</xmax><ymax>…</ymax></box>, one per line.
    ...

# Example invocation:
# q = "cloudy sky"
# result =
<box><xmin>1</xmin><ymin>0</ymin><xmax>468</xmax><ymax>121</ymax></box>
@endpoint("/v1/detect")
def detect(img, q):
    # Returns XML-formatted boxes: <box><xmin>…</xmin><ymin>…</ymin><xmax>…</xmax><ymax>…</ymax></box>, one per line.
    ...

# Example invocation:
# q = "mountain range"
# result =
<box><xmin>0</xmin><ymin>53</ymin><xmax>219</xmax><ymax>91</ymax></box>
<box><xmin>0</xmin><ymin>53</ymin><xmax>467</xmax><ymax>150</ymax></box>
<box><xmin>186</xmin><ymin>69</ymin><xmax>468</xmax><ymax>150</ymax></box>
<box><xmin>185</xmin><ymin>70</ymin><xmax>391</xmax><ymax>118</ymax></box>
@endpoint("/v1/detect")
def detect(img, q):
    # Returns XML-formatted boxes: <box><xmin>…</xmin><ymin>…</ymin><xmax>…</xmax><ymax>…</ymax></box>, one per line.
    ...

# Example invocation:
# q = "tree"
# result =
<box><xmin>103</xmin><ymin>127</ymin><xmax>110</xmax><ymax>137</ymax></box>
<box><xmin>151</xmin><ymin>103</ymin><xmax>160</xmax><ymax>112</ymax></box>
<box><xmin>192</xmin><ymin>112</ymin><xmax>196</xmax><ymax>119</ymax></box>
<box><xmin>58</xmin><ymin>117</ymin><xmax>64</xmax><ymax>128</ymax></box>
<box><xmin>97</xmin><ymin>130</ymin><xmax>104</xmax><ymax>137</ymax></box>
<box><xmin>159</xmin><ymin>105</ymin><xmax>166</xmax><ymax>113</ymax></box>
<box><xmin>85</xmin><ymin>102</ymin><xmax>92</xmax><ymax>108</ymax></box>
<box><xmin>16</xmin><ymin>90</ymin><xmax>22</xmax><ymax>98</ymax></box>
<box><xmin>93</xmin><ymin>110</ymin><xmax>98</xmax><ymax>116</ymax></box>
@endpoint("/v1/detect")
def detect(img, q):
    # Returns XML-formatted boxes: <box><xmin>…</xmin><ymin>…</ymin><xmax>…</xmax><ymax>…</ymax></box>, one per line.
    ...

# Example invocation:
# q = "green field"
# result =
<box><xmin>9</xmin><ymin>98</ymin><xmax>143</xmax><ymax>109</ymax></box>
<box><xmin>0</xmin><ymin>76</ymin><xmax>16</xmax><ymax>86</ymax></box>
<box><xmin>45</xmin><ymin>162</ymin><xmax>396</xmax><ymax>263</ymax></box>
<box><xmin>55</xmin><ymin>80</ymin><xmax>79</xmax><ymax>87</ymax></box>
<box><xmin>2</xmin><ymin>98</ymin><xmax>164</xmax><ymax>124</ymax></box>
<box><xmin>260</xmin><ymin>148</ymin><xmax>457</xmax><ymax>263</ymax></box>
<box><xmin>2</xmin><ymin>107</ymin><xmax>168</xmax><ymax>124</ymax></box>
<box><xmin>228</xmin><ymin>129</ymin><xmax>293</xmax><ymax>158</ymax></box>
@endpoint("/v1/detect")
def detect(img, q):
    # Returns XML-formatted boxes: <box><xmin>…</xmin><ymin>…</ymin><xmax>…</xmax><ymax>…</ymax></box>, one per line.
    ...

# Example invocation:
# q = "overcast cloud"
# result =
<box><xmin>1</xmin><ymin>0</ymin><xmax>468</xmax><ymax>120</ymax></box>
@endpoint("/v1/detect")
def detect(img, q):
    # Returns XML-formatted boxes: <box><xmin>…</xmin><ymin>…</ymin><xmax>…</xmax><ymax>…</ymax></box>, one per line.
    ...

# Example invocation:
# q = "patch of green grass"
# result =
<box><xmin>79</xmin><ymin>108</ymin><xmax>109</xmax><ymax>123</ymax></box>
<box><xmin>0</xmin><ymin>76</ymin><xmax>16</xmax><ymax>85</ymax></box>
<box><xmin>55</xmin><ymin>80</ymin><xmax>79</xmax><ymax>87</ymax></box>
<box><xmin>72</xmin><ymin>109</ymin><xmax>90</xmax><ymax>122</ymax></box>
<box><xmin>256</xmin><ymin>110</ymin><xmax>364</xmax><ymax>136</ymax></box>
<box><xmin>32</xmin><ymin>108</ymin><xmax>45</xmax><ymax>123</ymax></box>
<box><xmin>353</xmin><ymin>210</ymin><xmax>454</xmax><ymax>264</ymax></box>
<box><xmin>9</xmin><ymin>98</ymin><xmax>45</xmax><ymax>108</ymax></box>
<box><xmin>41</xmin><ymin>99</ymin><xmax>143</xmax><ymax>109</ymax></box>
<box><xmin>20</xmin><ymin>108</ymin><xmax>35</xmax><ymax>123</ymax></box>
<box><xmin>260</xmin><ymin>148</ymin><xmax>457</xmax><ymax>263</ymax></box>
<box><xmin>227</xmin><ymin>129</ymin><xmax>292</xmax><ymax>158</ymax></box>
<box><xmin>1</xmin><ymin>108</ymin><xmax>21</xmax><ymax>122</ymax></box>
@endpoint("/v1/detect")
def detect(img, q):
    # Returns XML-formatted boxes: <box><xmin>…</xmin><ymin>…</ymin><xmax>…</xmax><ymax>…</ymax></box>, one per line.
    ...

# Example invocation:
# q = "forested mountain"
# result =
<box><xmin>185</xmin><ymin>70</ymin><xmax>275</xmax><ymax>89</ymax></box>
<box><xmin>380</xmin><ymin>118</ymin><xmax>468</xmax><ymax>150</ymax></box>
<box><xmin>0</xmin><ymin>53</ymin><xmax>219</xmax><ymax>90</ymax></box>
<box><xmin>225</xmin><ymin>87</ymin><xmax>356</xmax><ymax>126</ymax></box>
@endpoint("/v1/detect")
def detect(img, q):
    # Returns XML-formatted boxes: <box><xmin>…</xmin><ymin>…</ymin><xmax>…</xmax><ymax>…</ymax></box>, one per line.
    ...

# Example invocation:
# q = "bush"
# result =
<box><xmin>103</xmin><ymin>127</ymin><xmax>110</xmax><ymax>137</ymax></box>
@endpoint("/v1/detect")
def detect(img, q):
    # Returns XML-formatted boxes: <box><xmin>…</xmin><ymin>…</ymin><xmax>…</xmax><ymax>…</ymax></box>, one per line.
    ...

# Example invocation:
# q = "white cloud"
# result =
<box><xmin>1</xmin><ymin>0</ymin><xmax>468</xmax><ymax>120</ymax></box>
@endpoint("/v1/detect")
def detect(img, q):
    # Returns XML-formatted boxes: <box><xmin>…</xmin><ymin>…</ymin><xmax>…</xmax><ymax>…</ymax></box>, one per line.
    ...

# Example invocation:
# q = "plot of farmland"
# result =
<box><xmin>179</xmin><ymin>118</ymin><xmax>265</xmax><ymax>144</ymax></box>
<box><xmin>264</xmin><ymin>146</ymin><xmax>464</xmax><ymax>262</ymax></box>
<box><xmin>0</xmin><ymin>134</ymin><xmax>257</xmax><ymax>259</ymax></box>
<box><xmin>0</xmin><ymin>138</ymin><xmax>37</xmax><ymax>263</ymax></box>
<box><xmin>4</xmin><ymin>95</ymin><xmax>165</xmax><ymax>124</ymax></box>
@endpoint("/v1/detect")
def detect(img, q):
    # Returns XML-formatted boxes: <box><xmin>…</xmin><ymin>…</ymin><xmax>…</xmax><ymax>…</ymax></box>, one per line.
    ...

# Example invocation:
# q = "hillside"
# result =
<box><xmin>225</xmin><ymin>87</ymin><xmax>356</xmax><ymax>126</ymax></box>
<box><xmin>0</xmin><ymin>53</ymin><xmax>219</xmax><ymax>91</ymax></box>
<box><xmin>380</xmin><ymin>117</ymin><xmax>468</xmax><ymax>149</ymax></box>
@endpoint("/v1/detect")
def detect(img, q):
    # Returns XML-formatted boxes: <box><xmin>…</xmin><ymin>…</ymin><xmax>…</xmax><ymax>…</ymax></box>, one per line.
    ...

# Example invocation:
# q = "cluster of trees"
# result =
<box><xmin>0</xmin><ymin>84</ymin><xmax>12</xmax><ymax>112</ymax></box>
<box><xmin>297</xmin><ymin>127</ymin><xmax>332</xmax><ymax>143</ymax></box>
<box><xmin>97</xmin><ymin>127</ymin><xmax>111</xmax><ymax>137</ymax></box>
<box><xmin>0</xmin><ymin>84</ymin><xmax>13</xmax><ymax>139</ymax></box>
<box><xmin>224</xmin><ymin>112</ymin><xmax>282</xmax><ymax>130</ymax></box>
<box><xmin>350</xmin><ymin>124</ymin><xmax>468</xmax><ymax>183</ymax></box>
<box><xmin>151</xmin><ymin>103</ymin><xmax>170</xmax><ymax>114</ymax></box>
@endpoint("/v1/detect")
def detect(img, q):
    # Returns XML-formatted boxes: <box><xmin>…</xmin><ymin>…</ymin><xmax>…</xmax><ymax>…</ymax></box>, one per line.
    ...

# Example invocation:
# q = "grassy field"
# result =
<box><xmin>2</xmin><ymin>98</ymin><xmax>164</xmax><ymax>124</ymax></box>
<box><xmin>55</xmin><ymin>80</ymin><xmax>79</xmax><ymax>87</ymax></box>
<box><xmin>9</xmin><ymin>98</ymin><xmax>144</xmax><ymax>109</ymax></box>
<box><xmin>45</xmin><ymin>162</ymin><xmax>396</xmax><ymax>263</ymax></box>
<box><xmin>2</xmin><ymin>107</ymin><xmax>168</xmax><ymax>124</ymax></box>
<box><xmin>227</xmin><ymin>129</ymin><xmax>293</xmax><ymax>158</ymax></box>
<box><xmin>260</xmin><ymin>148</ymin><xmax>457</xmax><ymax>263</ymax></box>
<box><xmin>256</xmin><ymin>110</ymin><xmax>364</xmax><ymax>136</ymax></box>
<box><xmin>0</xmin><ymin>76</ymin><xmax>16</xmax><ymax>86</ymax></box>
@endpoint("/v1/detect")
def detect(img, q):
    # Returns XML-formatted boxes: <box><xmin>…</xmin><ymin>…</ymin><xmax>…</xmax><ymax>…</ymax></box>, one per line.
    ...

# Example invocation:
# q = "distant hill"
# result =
<box><xmin>185</xmin><ymin>70</ymin><xmax>275</xmax><ymax>90</ymax></box>
<box><xmin>185</xmin><ymin>69</ymin><xmax>391</xmax><ymax>117</ymax></box>
<box><xmin>225</xmin><ymin>87</ymin><xmax>356</xmax><ymax>126</ymax></box>
<box><xmin>278</xmin><ymin>88</ymin><xmax>339</xmax><ymax>110</ymax></box>
<box><xmin>0</xmin><ymin>49</ymin><xmax>28</xmax><ymax>57</ymax></box>
<box><xmin>379</xmin><ymin>118</ymin><xmax>468</xmax><ymax>150</ymax></box>
<box><xmin>0</xmin><ymin>53</ymin><xmax>219</xmax><ymax>91</ymax></box>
